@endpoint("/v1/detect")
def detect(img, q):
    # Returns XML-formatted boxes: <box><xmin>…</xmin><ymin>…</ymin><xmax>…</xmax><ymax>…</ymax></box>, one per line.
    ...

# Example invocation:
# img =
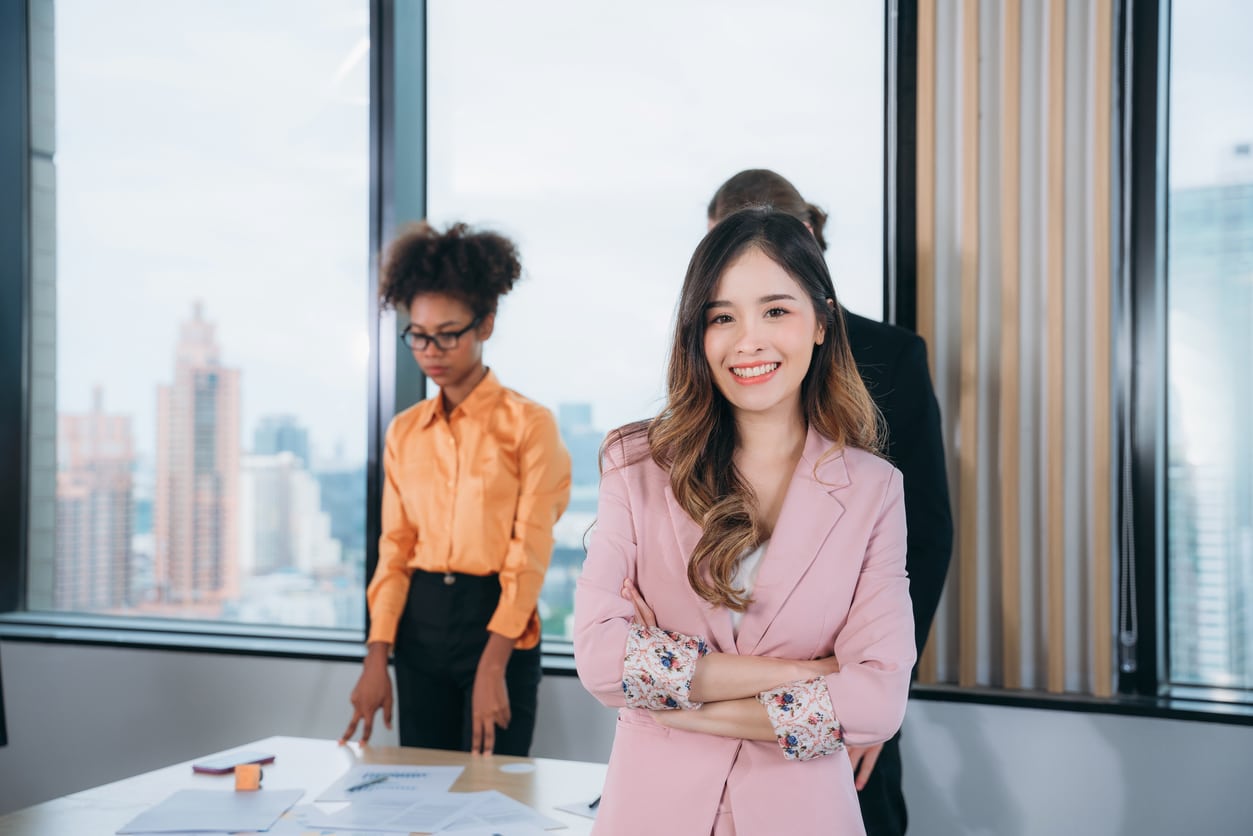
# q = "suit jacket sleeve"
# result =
<box><xmin>573</xmin><ymin>446</ymin><xmax>639</xmax><ymax>708</ymax></box>
<box><xmin>825</xmin><ymin>467</ymin><xmax>916</xmax><ymax>747</ymax></box>
<box><xmin>889</xmin><ymin>336</ymin><xmax>954</xmax><ymax>656</ymax></box>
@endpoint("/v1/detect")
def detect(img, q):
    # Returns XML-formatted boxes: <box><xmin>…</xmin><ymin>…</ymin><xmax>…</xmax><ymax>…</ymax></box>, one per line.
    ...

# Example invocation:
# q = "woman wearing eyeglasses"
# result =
<box><xmin>341</xmin><ymin>220</ymin><xmax>572</xmax><ymax>756</ymax></box>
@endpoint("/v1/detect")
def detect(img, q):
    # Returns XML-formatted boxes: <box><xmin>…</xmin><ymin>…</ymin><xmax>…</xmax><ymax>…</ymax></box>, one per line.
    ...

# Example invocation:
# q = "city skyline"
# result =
<box><xmin>50</xmin><ymin>299</ymin><xmax>609</xmax><ymax>635</ymax></box>
<box><xmin>52</xmin><ymin>303</ymin><xmax>372</xmax><ymax>629</ymax></box>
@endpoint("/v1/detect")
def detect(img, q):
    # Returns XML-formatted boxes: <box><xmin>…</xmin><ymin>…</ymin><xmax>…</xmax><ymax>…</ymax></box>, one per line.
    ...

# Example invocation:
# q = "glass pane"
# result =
<box><xmin>426</xmin><ymin>0</ymin><xmax>884</xmax><ymax>640</ymax></box>
<box><xmin>1167</xmin><ymin>1</ymin><xmax>1253</xmax><ymax>688</ymax></box>
<box><xmin>34</xmin><ymin>0</ymin><xmax>371</xmax><ymax>630</ymax></box>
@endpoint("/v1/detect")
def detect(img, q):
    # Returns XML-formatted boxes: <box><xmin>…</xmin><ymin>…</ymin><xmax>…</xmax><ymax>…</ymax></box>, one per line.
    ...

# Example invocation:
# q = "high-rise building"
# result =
<box><xmin>239</xmin><ymin>451</ymin><xmax>342</xmax><ymax>577</ymax></box>
<box><xmin>55</xmin><ymin>388</ymin><xmax>135</xmax><ymax>611</ymax></box>
<box><xmin>253</xmin><ymin>414</ymin><xmax>310</xmax><ymax>466</ymax></box>
<box><xmin>558</xmin><ymin>401</ymin><xmax>603</xmax><ymax>489</ymax></box>
<box><xmin>153</xmin><ymin>302</ymin><xmax>241</xmax><ymax>611</ymax></box>
<box><xmin>315</xmin><ymin>463</ymin><xmax>366</xmax><ymax>566</ymax></box>
<box><xmin>1168</xmin><ymin>144</ymin><xmax>1253</xmax><ymax>688</ymax></box>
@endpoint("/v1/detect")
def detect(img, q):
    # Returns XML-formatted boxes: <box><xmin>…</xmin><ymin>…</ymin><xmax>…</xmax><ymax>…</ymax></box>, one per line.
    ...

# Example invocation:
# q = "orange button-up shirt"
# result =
<box><xmin>366</xmin><ymin>370</ymin><xmax>572</xmax><ymax>650</ymax></box>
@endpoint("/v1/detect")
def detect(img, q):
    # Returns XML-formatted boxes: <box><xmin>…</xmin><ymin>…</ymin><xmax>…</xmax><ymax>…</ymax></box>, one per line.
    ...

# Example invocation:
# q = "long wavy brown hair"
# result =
<box><xmin>606</xmin><ymin>207</ymin><xmax>880</xmax><ymax>611</ymax></box>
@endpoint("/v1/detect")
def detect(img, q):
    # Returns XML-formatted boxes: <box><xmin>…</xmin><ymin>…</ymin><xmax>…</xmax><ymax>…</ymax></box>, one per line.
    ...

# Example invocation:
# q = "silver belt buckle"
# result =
<box><xmin>443</xmin><ymin>572</ymin><xmax>456</xmax><ymax>586</ymax></box>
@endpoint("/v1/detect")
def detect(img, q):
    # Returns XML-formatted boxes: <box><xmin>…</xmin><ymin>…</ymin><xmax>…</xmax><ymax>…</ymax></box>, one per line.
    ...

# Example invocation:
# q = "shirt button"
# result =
<box><xmin>443</xmin><ymin>573</ymin><xmax>456</xmax><ymax>586</ymax></box>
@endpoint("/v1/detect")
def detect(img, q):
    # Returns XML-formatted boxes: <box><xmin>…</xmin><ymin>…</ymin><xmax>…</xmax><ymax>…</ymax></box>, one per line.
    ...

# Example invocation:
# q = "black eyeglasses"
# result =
<box><xmin>400</xmin><ymin>317</ymin><xmax>481</xmax><ymax>351</ymax></box>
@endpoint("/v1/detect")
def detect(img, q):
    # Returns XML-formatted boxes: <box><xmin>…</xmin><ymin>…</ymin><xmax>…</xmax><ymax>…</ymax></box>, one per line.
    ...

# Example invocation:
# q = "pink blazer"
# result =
<box><xmin>574</xmin><ymin>426</ymin><xmax>915</xmax><ymax>836</ymax></box>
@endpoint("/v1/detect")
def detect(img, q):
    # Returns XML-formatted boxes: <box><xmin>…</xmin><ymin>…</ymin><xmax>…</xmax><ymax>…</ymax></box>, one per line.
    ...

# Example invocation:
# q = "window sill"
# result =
<box><xmin>22</xmin><ymin>621</ymin><xmax>1243</xmax><ymax>729</ymax></box>
<box><xmin>909</xmin><ymin>683</ymin><xmax>1253</xmax><ymax>727</ymax></box>
<box><xmin>0</xmin><ymin>612</ymin><xmax>367</xmax><ymax>662</ymax></box>
<box><xmin>537</xmin><ymin>649</ymin><xmax>1253</xmax><ymax>726</ymax></box>
<box><xmin>0</xmin><ymin>617</ymin><xmax>585</xmax><ymax>671</ymax></box>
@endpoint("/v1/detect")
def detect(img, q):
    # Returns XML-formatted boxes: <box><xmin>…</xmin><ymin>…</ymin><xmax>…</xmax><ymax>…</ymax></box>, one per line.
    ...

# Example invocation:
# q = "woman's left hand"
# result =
<box><xmin>471</xmin><ymin>632</ymin><xmax>516</xmax><ymax>755</ymax></box>
<box><xmin>621</xmin><ymin>578</ymin><xmax>657</xmax><ymax>628</ymax></box>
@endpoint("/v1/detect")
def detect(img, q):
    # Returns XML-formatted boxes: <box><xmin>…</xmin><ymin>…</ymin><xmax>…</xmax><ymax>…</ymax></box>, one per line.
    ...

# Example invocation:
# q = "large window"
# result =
<box><xmin>26</xmin><ymin>0</ymin><xmax>371</xmax><ymax>631</ymax></box>
<box><xmin>1166</xmin><ymin>0</ymin><xmax>1253</xmax><ymax>692</ymax></box>
<box><xmin>424</xmin><ymin>0</ymin><xmax>885</xmax><ymax>640</ymax></box>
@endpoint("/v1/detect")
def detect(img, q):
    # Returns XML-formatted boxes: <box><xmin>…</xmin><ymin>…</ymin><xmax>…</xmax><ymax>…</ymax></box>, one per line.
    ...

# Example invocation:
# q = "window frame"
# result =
<box><xmin>1128</xmin><ymin>0</ymin><xmax>1253</xmax><ymax>707</ymax></box>
<box><xmin>1</xmin><ymin>0</ymin><xmax>30</xmax><ymax>618</ymax></box>
<box><xmin>0</xmin><ymin>0</ymin><xmax>398</xmax><ymax>655</ymax></box>
<box><xmin>1120</xmin><ymin>0</ymin><xmax>1169</xmax><ymax>700</ymax></box>
<box><xmin>4</xmin><ymin>0</ymin><xmax>1250</xmax><ymax>727</ymax></box>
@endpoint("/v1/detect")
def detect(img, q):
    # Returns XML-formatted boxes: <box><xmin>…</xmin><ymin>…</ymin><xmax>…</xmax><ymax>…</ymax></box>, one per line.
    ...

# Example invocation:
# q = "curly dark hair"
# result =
<box><xmin>379</xmin><ymin>221</ymin><xmax>522</xmax><ymax>318</ymax></box>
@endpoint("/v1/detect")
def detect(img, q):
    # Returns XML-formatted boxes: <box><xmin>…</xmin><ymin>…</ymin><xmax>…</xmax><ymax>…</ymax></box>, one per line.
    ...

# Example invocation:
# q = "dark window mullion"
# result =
<box><xmin>0</xmin><ymin>1</ymin><xmax>30</xmax><ymax>614</ymax></box>
<box><xmin>1122</xmin><ymin>0</ymin><xmax>1169</xmax><ymax>697</ymax></box>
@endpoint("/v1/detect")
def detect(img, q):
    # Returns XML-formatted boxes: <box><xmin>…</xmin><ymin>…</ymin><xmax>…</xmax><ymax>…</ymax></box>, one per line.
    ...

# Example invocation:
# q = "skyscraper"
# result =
<box><xmin>1168</xmin><ymin>144</ymin><xmax>1253</xmax><ymax>688</ymax></box>
<box><xmin>55</xmin><ymin>387</ymin><xmax>135</xmax><ymax>611</ymax></box>
<box><xmin>558</xmin><ymin>402</ymin><xmax>603</xmax><ymax>489</ymax></box>
<box><xmin>239</xmin><ymin>451</ymin><xmax>342</xmax><ymax>577</ymax></box>
<box><xmin>253</xmin><ymin>414</ymin><xmax>310</xmax><ymax>466</ymax></box>
<box><xmin>153</xmin><ymin>302</ymin><xmax>241</xmax><ymax>612</ymax></box>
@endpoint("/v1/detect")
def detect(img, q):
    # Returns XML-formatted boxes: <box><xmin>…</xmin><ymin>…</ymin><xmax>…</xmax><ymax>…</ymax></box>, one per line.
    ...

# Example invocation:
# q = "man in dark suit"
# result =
<box><xmin>709</xmin><ymin>170</ymin><xmax>954</xmax><ymax>836</ymax></box>
<box><xmin>841</xmin><ymin>309</ymin><xmax>952</xmax><ymax>835</ymax></box>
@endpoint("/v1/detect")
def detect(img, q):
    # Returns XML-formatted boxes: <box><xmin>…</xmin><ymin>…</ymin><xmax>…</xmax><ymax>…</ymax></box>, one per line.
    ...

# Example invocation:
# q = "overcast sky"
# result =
<box><xmin>1170</xmin><ymin>0</ymin><xmax>1253</xmax><ymax>187</ymax></box>
<box><xmin>54</xmin><ymin>0</ymin><xmax>884</xmax><ymax>464</ymax></box>
<box><xmin>55</xmin><ymin>0</ymin><xmax>371</xmax><ymax>465</ymax></box>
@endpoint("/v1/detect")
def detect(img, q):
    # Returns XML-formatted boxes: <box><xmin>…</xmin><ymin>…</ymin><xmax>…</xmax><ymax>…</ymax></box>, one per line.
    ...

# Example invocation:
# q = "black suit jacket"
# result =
<box><xmin>844</xmin><ymin>310</ymin><xmax>953</xmax><ymax>656</ymax></box>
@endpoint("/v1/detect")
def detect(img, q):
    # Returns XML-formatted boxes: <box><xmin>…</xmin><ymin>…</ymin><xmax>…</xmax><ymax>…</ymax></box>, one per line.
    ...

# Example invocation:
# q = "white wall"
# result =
<box><xmin>2</xmin><ymin>640</ymin><xmax>1250</xmax><ymax>835</ymax></box>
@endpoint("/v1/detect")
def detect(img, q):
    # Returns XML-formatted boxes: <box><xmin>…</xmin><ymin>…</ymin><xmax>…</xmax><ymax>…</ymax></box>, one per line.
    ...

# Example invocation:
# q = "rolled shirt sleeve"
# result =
<box><xmin>758</xmin><ymin>676</ymin><xmax>844</xmax><ymax>761</ymax></box>
<box><xmin>622</xmin><ymin>623</ymin><xmax>711</xmax><ymax>710</ymax></box>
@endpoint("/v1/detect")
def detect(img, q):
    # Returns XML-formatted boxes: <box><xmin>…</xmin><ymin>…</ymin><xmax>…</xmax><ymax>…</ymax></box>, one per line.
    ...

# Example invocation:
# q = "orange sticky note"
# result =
<box><xmin>234</xmin><ymin>763</ymin><xmax>262</xmax><ymax>791</ymax></box>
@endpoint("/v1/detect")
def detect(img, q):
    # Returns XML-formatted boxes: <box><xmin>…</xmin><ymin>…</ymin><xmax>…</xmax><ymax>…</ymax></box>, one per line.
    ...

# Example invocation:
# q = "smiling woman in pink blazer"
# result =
<box><xmin>574</xmin><ymin>207</ymin><xmax>915</xmax><ymax>835</ymax></box>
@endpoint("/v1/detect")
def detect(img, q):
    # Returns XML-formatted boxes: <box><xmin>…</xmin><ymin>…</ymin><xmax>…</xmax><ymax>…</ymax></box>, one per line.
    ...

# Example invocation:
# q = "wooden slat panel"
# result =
<box><xmin>958</xmin><ymin>0</ymin><xmax>980</xmax><ymax>688</ymax></box>
<box><xmin>915</xmin><ymin>0</ymin><xmax>940</xmax><ymax>685</ymax></box>
<box><xmin>999</xmin><ymin>0</ymin><xmax>1023</xmax><ymax>691</ymax></box>
<box><xmin>1091</xmin><ymin>0</ymin><xmax>1114</xmax><ymax>698</ymax></box>
<box><xmin>1046</xmin><ymin>0</ymin><xmax>1067</xmax><ymax>694</ymax></box>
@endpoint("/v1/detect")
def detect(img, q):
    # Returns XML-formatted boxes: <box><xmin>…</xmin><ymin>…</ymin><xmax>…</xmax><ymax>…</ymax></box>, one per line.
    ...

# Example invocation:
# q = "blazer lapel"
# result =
<box><xmin>664</xmin><ymin>482</ymin><xmax>738</xmax><ymax>653</ymax></box>
<box><xmin>735</xmin><ymin>428</ymin><xmax>849</xmax><ymax>656</ymax></box>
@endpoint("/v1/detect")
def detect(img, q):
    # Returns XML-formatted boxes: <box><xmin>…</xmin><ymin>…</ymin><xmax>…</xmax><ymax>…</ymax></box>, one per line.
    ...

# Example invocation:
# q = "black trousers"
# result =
<box><xmin>857</xmin><ymin>731</ymin><xmax>907</xmax><ymax>836</ymax></box>
<box><xmin>393</xmin><ymin>569</ymin><xmax>541</xmax><ymax>756</ymax></box>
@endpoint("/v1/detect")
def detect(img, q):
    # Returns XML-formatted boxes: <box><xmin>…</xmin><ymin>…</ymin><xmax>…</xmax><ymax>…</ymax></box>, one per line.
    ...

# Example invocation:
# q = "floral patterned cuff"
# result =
<box><xmin>757</xmin><ymin>676</ymin><xmax>844</xmax><ymax>761</ymax></box>
<box><xmin>621</xmin><ymin>623</ymin><xmax>710</xmax><ymax>710</ymax></box>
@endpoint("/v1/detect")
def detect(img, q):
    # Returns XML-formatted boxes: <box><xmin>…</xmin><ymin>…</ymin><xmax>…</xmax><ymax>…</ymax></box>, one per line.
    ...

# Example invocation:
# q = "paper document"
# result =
<box><xmin>308</xmin><ymin>796</ymin><xmax>466</xmax><ymax>833</ymax></box>
<box><xmin>434</xmin><ymin>790</ymin><xmax>565</xmax><ymax>832</ymax></box>
<box><xmin>307</xmin><ymin>789</ymin><xmax>565</xmax><ymax>834</ymax></box>
<box><xmin>317</xmin><ymin>763</ymin><xmax>465</xmax><ymax>802</ymax></box>
<box><xmin>230</xmin><ymin>804</ymin><xmax>380</xmax><ymax>836</ymax></box>
<box><xmin>115</xmin><ymin>788</ymin><xmax>302</xmax><ymax>834</ymax></box>
<box><xmin>554</xmin><ymin>797</ymin><xmax>601</xmax><ymax>820</ymax></box>
<box><xmin>437</xmin><ymin>827</ymin><xmax>548</xmax><ymax>835</ymax></box>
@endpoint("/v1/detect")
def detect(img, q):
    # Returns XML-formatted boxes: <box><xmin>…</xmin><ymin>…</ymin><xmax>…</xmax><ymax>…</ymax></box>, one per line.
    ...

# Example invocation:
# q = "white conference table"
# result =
<box><xmin>0</xmin><ymin>735</ymin><xmax>608</xmax><ymax>835</ymax></box>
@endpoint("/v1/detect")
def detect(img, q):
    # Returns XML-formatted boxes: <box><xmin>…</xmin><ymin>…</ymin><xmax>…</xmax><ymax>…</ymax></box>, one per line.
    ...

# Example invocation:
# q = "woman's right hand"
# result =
<box><xmin>340</xmin><ymin>643</ymin><xmax>394</xmax><ymax>745</ymax></box>
<box><xmin>621</xmin><ymin>578</ymin><xmax>658</xmax><ymax>628</ymax></box>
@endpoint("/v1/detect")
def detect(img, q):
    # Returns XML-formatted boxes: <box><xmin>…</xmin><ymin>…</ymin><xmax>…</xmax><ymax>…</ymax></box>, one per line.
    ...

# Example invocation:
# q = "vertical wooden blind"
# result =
<box><xmin>914</xmin><ymin>0</ymin><xmax>1116</xmax><ymax>697</ymax></box>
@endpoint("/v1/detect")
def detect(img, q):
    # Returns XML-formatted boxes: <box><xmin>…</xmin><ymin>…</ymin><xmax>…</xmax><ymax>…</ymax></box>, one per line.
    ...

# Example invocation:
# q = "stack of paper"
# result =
<box><xmin>317</xmin><ymin>764</ymin><xmax>467</xmax><ymax>802</ymax></box>
<box><xmin>308</xmin><ymin>764</ymin><xmax>563</xmax><ymax>834</ymax></box>
<box><xmin>308</xmin><ymin>789</ymin><xmax>561</xmax><ymax>834</ymax></box>
<box><xmin>115</xmin><ymin>789</ymin><xmax>304</xmax><ymax>834</ymax></box>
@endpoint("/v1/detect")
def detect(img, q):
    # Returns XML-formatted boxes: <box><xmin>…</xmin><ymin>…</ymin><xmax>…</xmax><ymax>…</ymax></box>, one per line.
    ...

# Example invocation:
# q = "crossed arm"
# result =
<box><xmin>619</xmin><ymin>578</ymin><xmax>843</xmax><ymax>754</ymax></box>
<box><xmin>572</xmin><ymin>455</ymin><xmax>912</xmax><ymax>764</ymax></box>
